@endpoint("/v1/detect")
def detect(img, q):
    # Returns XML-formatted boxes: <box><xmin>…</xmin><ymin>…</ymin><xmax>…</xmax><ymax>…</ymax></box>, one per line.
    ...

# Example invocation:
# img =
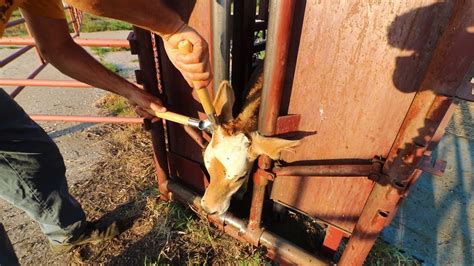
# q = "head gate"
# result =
<box><xmin>201</xmin><ymin>69</ymin><xmax>300</xmax><ymax>215</ymax></box>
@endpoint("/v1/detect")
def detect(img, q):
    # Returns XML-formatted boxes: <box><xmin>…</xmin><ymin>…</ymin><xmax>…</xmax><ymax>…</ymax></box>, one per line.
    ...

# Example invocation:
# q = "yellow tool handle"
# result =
<box><xmin>177</xmin><ymin>40</ymin><xmax>216</xmax><ymax>117</ymax></box>
<box><xmin>146</xmin><ymin>109</ymin><xmax>190</xmax><ymax>125</ymax></box>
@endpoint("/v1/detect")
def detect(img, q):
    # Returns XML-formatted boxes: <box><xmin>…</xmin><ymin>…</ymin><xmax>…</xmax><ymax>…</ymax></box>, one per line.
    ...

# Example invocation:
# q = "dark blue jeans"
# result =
<box><xmin>0</xmin><ymin>88</ymin><xmax>86</xmax><ymax>262</ymax></box>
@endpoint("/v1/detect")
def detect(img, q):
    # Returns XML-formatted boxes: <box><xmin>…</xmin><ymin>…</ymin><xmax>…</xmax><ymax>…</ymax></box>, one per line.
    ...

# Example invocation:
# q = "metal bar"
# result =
<box><xmin>5</xmin><ymin>18</ymin><xmax>25</xmax><ymax>28</ymax></box>
<box><xmin>0</xmin><ymin>37</ymin><xmax>130</xmax><ymax>48</ymax></box>
<box><xmin>68</xmin><ymin>7</ymin><xmax>80</xmax><ymax>35</ymax></box>
<box><xmin>30</xmin><ymin>115</ymin><xmax>143</xmax><ymax>124</ymax></box>
<box><xmin>166</xmin><ymin>180</ymin><xmax>328</xmax><ymax>266</ymax></box>
<box><xmin>246</xmin><ymin>0</ymin><xmax>296</xmax><ymax>237</ymax></box>
<box><xmin>0</xmin><ymin>79</ymin><xmax>92</xmax><ymax>87</ymax></box>
<box><xmin>0</xmin><ymin>45</ymin><xmax>34</xmax><ymax>68</ymax></box>
<box><xmin>9</xmin><ymin>63</ymin><xmax>48</xmax><ymax>98</ymax></box>
<box><xmin>211</xmin><ymin>0</ymin><xmax>231</xmax><ymax>93</ymax></box>
<box><xmin>133</xmin><ymin>27</ymin><xmax>171</xmax><ymax>199</ymax></box>
<box><xmin>273</xmin><ymin>164</ymin><xmax>375</xmax><ymax>177</ymax></box>
<box><xmin>247</xmin><ymin>169</ymin><xmax>269</xmax><ymax>244</ymax></box>
<box><xmin>258</xmin><ymin>0</ymin><xmax>296</xmax><ymax>136</ymax></box>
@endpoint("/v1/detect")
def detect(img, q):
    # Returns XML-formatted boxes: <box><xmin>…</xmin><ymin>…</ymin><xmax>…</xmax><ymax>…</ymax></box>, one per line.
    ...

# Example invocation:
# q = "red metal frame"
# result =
<box><xmin>1</xmin><ymin>5</ymin><xmax>137</xmax><ymax>125</ymax></box>
<box><xmin>0</xmin><ymin>37</ymin><xmax>130</xmax><ymax>47</ymax></box>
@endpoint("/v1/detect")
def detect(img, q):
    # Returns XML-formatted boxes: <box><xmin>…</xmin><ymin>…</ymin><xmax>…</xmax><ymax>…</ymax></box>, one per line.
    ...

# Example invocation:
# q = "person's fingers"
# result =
<box><xmin>175</xmin><ymin>61</ymin><xmax>208</xmax><ymax>74</ymax></box>
<box><xmin>181</xmin><ymin>70</ymin><xmax>211</xmax><ymax>82</ymax></box>
<box><xmin>134</xmin><ymin>106</ymin><xmax>153</xmax><ymax>118</ymax></box>
<box><xmin>150</xmin><ymin>102</ymin><xmax>166</xmax><ymax>113</ymax></box>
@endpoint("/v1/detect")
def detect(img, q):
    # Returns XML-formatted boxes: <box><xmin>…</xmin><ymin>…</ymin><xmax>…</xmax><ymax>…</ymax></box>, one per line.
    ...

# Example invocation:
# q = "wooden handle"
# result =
<box><xmin>146</xmin><ymin>109</ymin><xmax>190</xmax><ymax>125</ymax></box>
<box><xmin>177</xmin><ymin>40</ymin><xmax>216</xmax><ymax>116</ymax></box>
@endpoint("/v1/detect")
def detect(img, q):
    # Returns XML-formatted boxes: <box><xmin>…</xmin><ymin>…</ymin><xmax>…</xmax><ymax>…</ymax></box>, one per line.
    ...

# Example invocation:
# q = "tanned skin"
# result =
<box><xmin>21</xmin><ymin>0</ymin><xmax>212</xmax><ymax>118</ymax></box>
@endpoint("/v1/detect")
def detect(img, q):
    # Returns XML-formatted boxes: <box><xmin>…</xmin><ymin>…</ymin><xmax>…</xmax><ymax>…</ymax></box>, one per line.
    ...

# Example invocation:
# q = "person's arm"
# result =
<box><xmin>21</xmin><ymin>11</ymin><xmax>165</xmax><ymax>115</ymax></box>
<box><xmin>65</xmin><ymin>0</ymin><xmax>212</xmax><ymax>88</ymax></box>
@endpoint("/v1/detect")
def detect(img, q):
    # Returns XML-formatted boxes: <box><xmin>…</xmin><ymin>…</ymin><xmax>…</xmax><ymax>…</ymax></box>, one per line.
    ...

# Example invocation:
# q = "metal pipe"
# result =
<box><xmin>6</xmin><ymin>18</ymin><xmax>25</xmax><ymax>28</ymax></box>
<box><xmin>133</xmin><ymin>27</ymin><xmax>171</xmax><ymax>199</ymax></box>
<box><xmin>247</xmin><ymin>170</ymin><xmax>268</xmax><ymax>244</ymax></box>
<box><xmin>273</xmin><ymin>164</ymin><xmax>376</xmax><ymax>177</ymax></box>
<box><xmin>9</xmin><ymin>63</ymin><xmax>48</xmax><ymax>98</ymax></box>
<box><xmin>0</xmin><ymin>45</ymin><xmax>34</xmax><ymax>68</ymax></box>
<box><xmin>258</xmin><ymin>0</ymin><xmax>296</xmax><ymax>136</ymax></box>
<box><xmin>211</xmin><ymin>0</ymin><xmax>231</xmax><ymax>94</ymax></box>
<box><xmin>165</xmin><ymin>180</ymin><xmax>328</xmax><ymax>266</ymax></box>
<box><xmin>0</xmin><ymin>37</ymin><xmax>130</xmax><ymax>48</ymax></box>
<box><xmin>0</xmin><ymin>79</ymin><xmax>92</xmax><ymax>87</ymax></box>
<box><xmin>0</xmin><ymin>79</ymin><xmax>141</xmax><ymax>89</ymax></box>
<box><xmin>30</xmin><ymin>115</ymin><xmax>143</xmax><ymax>124</ymax></box>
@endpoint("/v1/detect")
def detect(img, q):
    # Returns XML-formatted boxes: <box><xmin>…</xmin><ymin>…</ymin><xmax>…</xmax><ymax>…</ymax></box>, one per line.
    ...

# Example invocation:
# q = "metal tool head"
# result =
<box><xmin>198</xmin><ymin>119</ymin><xmax>214</xmax><ymax>134</ymax></box>
<box><xmin>188</xmin><ymin>118</ymin><xmax>214</xmax><ymax>134</ymax></box>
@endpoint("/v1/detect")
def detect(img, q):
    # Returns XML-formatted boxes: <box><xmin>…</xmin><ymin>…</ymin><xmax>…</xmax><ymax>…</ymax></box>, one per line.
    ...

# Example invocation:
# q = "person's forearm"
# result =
<box><xmin>48</xmin><ymin>39</ymin><xmax>138</xmax><ymax>98</ymax></box>
<box><xmin>66</xmin><ymin>0</ymin><xmax>184</xmax><ymax>38</ymax></box>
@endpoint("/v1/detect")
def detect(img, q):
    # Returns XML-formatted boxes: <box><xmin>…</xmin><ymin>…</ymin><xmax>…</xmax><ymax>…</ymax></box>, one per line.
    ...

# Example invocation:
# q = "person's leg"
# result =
<box><xmin>0</xmin><ymin>222</ymin><xmax>19</xmax><ymax>266</ymax></box>
<box><xmin>0</xmin><ymin>89</ymin><xmax>87</xmax><ymax>245</ymax></box>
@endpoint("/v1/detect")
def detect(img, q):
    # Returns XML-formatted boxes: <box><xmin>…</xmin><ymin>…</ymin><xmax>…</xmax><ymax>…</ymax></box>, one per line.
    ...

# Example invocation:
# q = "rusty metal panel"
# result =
<box><xmin>279</xmin><ymin>1</ymin><xmax>455</xmax><ymax>161</ymax></box>
<box><xmin>168</xmin><ymin>152</ymin><xmax>209</xmax><ymax>193</ymax></box>
<box><xmin>271</xmin><ymin>176</ymin><xmax>374</xmax><ymax>233</ymax></box>
<box><xmin>271</xmin><ymin>1</ymin><xmax>459</xmax><ymax>234</ymax></box>
<box><xmin>157</xmin><ymin>1</ymin><xmax>212</xmax><ymax>166</ymax></box>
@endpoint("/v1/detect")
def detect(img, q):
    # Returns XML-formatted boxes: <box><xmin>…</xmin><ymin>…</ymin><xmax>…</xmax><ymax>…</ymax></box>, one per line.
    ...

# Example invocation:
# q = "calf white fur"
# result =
<box><xmin>201</xmin><ymin>67</ymin><xmax>299</xmax><ymax>215</ymax></box>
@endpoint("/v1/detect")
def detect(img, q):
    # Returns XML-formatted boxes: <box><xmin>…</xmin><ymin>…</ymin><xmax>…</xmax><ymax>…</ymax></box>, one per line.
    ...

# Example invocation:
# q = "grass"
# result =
<box><xmin>78</xmin><ymin>13</ymin><xmax>132</xmax><ymax>32</ymax></box>
<box><xmin>96</xmin><ymin>93</ymin><xmax>135</xmax><ymax>116</ymax></box>
<box><xmin>3</xmin><ymin>11</ymin><xmax>132</xmax><ymax>37</ymax></box>
<box><xmin>67</xmin><ymin>94</ymin><xmax>269</xmax><ymax>264</ymax></box>
<box><xmin>3</xmin><ymin>10</ymin><xmax>27</xmax><ymax>37</ymax></box>
<box><xmin>365</xmin><ymin>238</ymin><xmax>421</xmax><ymax>265</ymax></box>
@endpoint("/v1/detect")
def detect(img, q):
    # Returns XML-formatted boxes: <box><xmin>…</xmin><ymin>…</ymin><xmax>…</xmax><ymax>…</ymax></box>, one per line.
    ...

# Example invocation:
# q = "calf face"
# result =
<box><xmin>201</xmin><ymin>80</ymin><xmax>299</xmax><ymax>215</ymax></box>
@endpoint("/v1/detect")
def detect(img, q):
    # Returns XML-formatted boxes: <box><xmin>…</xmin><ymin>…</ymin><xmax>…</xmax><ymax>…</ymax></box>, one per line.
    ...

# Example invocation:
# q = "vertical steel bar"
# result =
<box><xmin>246</xmin><ymin>0</ymin><xmax>296</xmax><ymax>238</ymax></box>
<box><xmin>211</xmin><ymin>0</ymin><xmax>231</xmax><ymax>94</ymax></box>
<box><xmin>132</xmin><ymin>27</ymin><xmax>171</xmax><ymax>199</ymax></box>
<box><xmin>258</xmin><ymin>0</ymin><xmax>296</xmax><ymax>135</ymax></box>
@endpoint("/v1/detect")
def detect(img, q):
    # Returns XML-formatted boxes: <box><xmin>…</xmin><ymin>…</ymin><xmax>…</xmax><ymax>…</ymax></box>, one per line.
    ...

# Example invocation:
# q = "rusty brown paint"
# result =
<box><xmin>156</xmin><ymin>1</ymin><xmax>213</xmax><ymax>167</ymax></box>
<box><xmin>258</xmin><ymin>0</ymin><xmax>296</xmax><ymax>136</ymax></box>
<box><xmin>280</xmin><ymin>1</ymin><xmax>455</xmax><ymax>162</ymax></box>
<box><xmin>271</xmin><ymin>175</ymin><xmax>375</xmax><ymax>233</ymax></box>
<box><xmin>133</xmin><ymin>27</ymin><xmax>171</xmax><ymax>199</ymax></box>
<box><xmin>168</xmin><ymin>152</ymin><xmax>209</xmax><ymax>193</ymax></box>
<box><xmin>274</xmin><ymin>114</ymin><xmax>301</xmax><ymax>135</ymax></box>
<box><xmin>273</xmin><ymin>164</ymin><xmax>376</xmax><ymax>177</ymax></box>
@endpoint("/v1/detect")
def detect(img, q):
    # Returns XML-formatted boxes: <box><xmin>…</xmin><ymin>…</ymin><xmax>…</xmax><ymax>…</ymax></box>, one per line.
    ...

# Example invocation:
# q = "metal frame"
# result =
<box><xmin>137</xmin><ymin>1</ymin><xmax>473</xmax><ymax>265</ymax></box>
<box><xmin>2</xmin><ymin>1</ymin><xmax>468</xmax><ymax>264</ymax></box>
<box><xmin>1</xmin><ymin>5</ymin><xmax>139</xmax><ymax>125</ymax></box>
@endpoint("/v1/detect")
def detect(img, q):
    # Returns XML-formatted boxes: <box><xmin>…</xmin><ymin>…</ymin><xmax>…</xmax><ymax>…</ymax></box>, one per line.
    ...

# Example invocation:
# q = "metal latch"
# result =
<box><xmin>418</xmin><ymin>155</ymin><xmax>447</xmax><ymax>177</ymax></box>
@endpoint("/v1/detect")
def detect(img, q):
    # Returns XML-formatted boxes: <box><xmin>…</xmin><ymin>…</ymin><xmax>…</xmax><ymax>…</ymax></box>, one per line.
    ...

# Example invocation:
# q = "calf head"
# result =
<box><xmin>201</xmin><ymin>81</ymin><xmax>299</xmax><ymax>215</ymax></box>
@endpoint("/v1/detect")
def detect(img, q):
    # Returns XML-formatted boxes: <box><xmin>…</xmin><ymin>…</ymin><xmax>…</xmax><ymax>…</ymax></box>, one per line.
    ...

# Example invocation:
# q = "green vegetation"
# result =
<box><xmin>78</xmin><ymin>13</ymin><xmax>132</xmax><ymax>32</ymax></box>
<box><xmin>365</xmin><ymin>238</ymin><xmax>421</xmax><ymax>265</ymax></box>
<box><xmin>3</xmin><ymin>11</ymin><xmax>131</xmax><ymax>37</ymax></box>
<box><xmin>143</xmin><ymin>201</ymin><xmax>268</xmax><ymax>265</ymax></box>
<box><xmin>3</xmin><ymin>10</ymin><xmax>28</xmax><ymax>37</ymax></box>
<box><xmin>97</xmin><ymin>93</ymin><xmax>135</xmax><ymax>116</ymax></box>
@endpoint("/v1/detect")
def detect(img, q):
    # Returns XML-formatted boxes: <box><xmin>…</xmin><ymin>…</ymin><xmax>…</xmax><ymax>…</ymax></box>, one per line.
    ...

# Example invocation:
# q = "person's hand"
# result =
<box><xmin>127</xmin><ymin>88</ymin><xmax>166</xmax><ymax>122</ymax></box>
<box><xmin>162</xmin><ymin>24</ymin><xmax>212</xmax><ymax>89</ymax></box>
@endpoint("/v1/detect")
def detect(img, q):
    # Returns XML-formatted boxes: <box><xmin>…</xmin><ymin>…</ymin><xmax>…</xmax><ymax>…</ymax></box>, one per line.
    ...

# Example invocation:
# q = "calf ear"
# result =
<box><xmin>249</xmin><ymin>132</ymin><xmax>300</xmax><ymax>160</ymax></box>
<box><xmin>213</xmin><ymin>81</ymin><xmax>235</xmax><ymax>123</ymax></box>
